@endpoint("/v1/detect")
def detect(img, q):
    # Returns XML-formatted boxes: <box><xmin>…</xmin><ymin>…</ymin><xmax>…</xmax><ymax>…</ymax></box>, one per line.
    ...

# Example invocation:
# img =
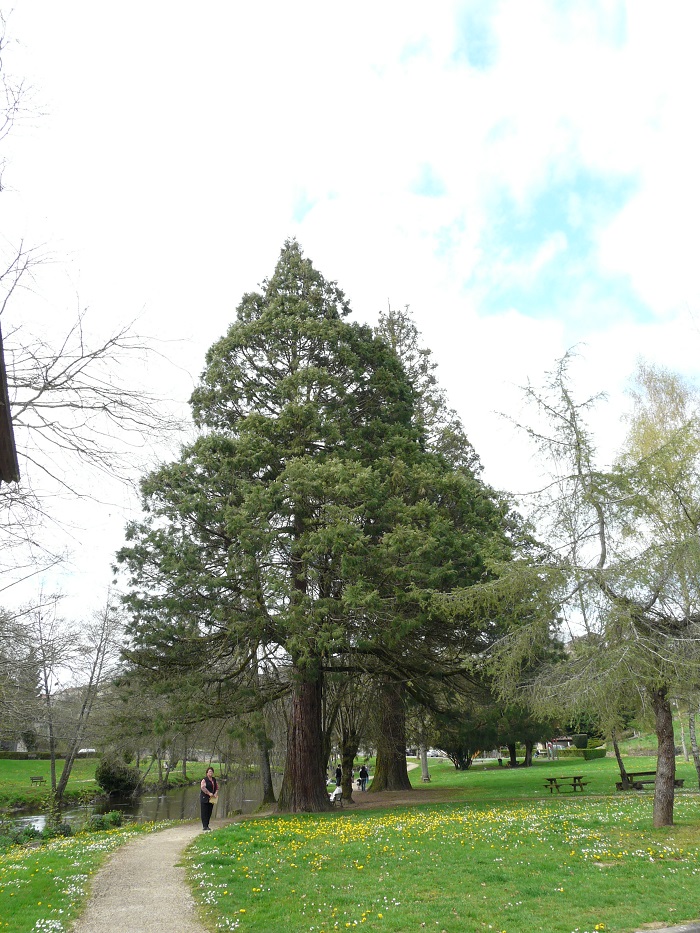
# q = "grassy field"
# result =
<box><xmin>186</xmin><ymin>756</ymin><xmax>700</xmax><ymax>933</ymax></box>
<box><xmin>0</xmin><ymin>820</ymin><xmax>175</xmax><ymax>933</ymax></box>
<box><xmin>0</xmin><ymin>757</ymin><xmax>195</xmax><ymax>810</ymax></box>
<box><xmin>0</xmin><ymin>759</ymin><xmax>100</xmax><ymax>810</ymax></box>
<box><xmin>1</xmin><ymin>751</ymin><xmax>699</xmax><ymax>932</ymax></box>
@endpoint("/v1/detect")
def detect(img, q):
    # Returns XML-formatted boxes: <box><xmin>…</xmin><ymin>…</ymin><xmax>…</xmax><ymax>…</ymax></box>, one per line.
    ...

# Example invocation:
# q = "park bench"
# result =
<box><xmin>544</xmin><ymin>775</ymin><xmax>588</xmax><ymax>793</ymax></box>
<box><xmin>30</xmin><ymin>776</ymin><xmax>46</xmax><ymax>786</ymax></box>
<box><xmin>329</xmin><ymin>787</ymin><xmax>343</xmax><ymax>808</ymax></box>
<box><xmin>616</xmin><ymin>771</ymin><xmax>685</xmax><ymax>790</ymax></box>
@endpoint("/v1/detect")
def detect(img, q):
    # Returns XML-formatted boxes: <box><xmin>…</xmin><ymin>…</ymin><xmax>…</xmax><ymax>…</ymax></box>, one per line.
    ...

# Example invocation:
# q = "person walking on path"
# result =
<box><xmin>200</xmin><ymin>766</ymin><xmax>218</xmax><ymax>831</ymax></box>
<box><xmin>335</xmin><ymin>764</ymin><xmax>342</xmax><ymax>786</ymax></box>
<box><xmin>359</xmin><ymin>764</ymin><xmax>369</xmax><ymax>791</ymax></box>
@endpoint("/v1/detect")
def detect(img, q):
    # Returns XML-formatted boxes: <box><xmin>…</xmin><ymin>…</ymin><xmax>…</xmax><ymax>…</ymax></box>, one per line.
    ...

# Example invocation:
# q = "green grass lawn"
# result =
<box><xmin>0</xmin><ymin>759</ymin><xmax>100</xmax><ymax>809</ymax></box>
<box><xmin>186</xmin><ymin>757</ymin><xmax>700</xmax><ymax>933</ymax></box>
<box><xmin>2</xmin><ymin>754</ymin><xmax>699</xmax><ymax>932</ymax></box>
<box><xmin>0</xmin><ymin>757</ymin><xmax>195</xmax><ymax>810</ymax></box>
<box><xmin>0</xmin><ymin>820</ymin><xmax>175</xmax><ymax>933</ymax></box>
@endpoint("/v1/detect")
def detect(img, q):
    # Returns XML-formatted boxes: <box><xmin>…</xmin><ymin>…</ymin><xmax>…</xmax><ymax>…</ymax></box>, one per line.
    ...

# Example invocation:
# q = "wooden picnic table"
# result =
<box><xmin>544</xmin><ymin>775</ymin><xmax>588</xmax><ymax>793</ymax></box>
<box><xmin>616</xmin><ymin>771</ymin><xmax>685</xmax><ymax>790</ymax></box>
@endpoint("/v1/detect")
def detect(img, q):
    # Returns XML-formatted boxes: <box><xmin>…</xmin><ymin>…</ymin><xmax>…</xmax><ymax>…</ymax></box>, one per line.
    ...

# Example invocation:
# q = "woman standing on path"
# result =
<box><xmin>200</xmin><ymin>767</ymin><xmax>218</xmax><ymax>831</ymax></box>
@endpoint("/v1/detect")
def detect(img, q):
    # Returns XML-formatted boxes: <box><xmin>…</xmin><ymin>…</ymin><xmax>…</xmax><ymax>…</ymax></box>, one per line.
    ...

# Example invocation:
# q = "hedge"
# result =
<box><xmin>0</xmin><ymin>752</ymin><xmax>65</xmax><ymax>760</ymax></box>
<box><xmin>556</xmin><ymin>747</ymin><xmax>607</xmax><ymax>760</ymax></box>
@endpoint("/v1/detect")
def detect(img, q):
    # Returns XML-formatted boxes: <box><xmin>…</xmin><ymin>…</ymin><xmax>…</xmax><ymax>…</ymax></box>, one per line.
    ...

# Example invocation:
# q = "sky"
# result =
<box><xmin>3</xmin><ymin>0</ymin><xmax>700</xmax><ymax>617</ymax></box>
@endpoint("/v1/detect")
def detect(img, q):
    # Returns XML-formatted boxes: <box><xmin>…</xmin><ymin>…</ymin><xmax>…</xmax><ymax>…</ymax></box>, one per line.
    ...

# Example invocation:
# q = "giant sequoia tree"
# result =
<box><xmin>119</xmin><ymin>243</ymin><xmax>508</xmax><ymax>810</ymax></box>
<box><xmin>119</xmin><ymin>243</ymin><xmax>414</xmax><ymax>810</ymax></box>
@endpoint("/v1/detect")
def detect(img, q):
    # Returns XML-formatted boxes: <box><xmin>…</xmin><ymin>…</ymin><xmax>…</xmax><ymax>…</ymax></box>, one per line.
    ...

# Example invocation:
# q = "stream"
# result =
<box><xmin>13</xmin><ymin>770</ymin><xmax>278</xmax><ymax>832</ymax></box>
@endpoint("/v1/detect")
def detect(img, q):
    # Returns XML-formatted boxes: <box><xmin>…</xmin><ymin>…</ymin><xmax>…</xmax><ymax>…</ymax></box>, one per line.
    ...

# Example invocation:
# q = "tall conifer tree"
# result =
<box><xmin>119</xmin><ymin>243</ymin><xmax>509</xmax><ymax>810</ymax></box>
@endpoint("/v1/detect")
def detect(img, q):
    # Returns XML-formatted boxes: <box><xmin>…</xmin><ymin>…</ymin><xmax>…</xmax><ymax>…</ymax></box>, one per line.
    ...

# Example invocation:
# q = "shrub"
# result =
<box><xmin>583</xmin><ymin>748</ymin><xmax>607</xmax><ymax>760</ymax></box>
<box><xmin>84</xmin><ymin>814</ymin><xmax>108</xmax><ymax>831</ymax></box>
<box><xmin>0</xmin><ymin>822</ymin><xmax>43</xmax><ymax>850</ymax></box>
<box><xmin>42</xmin><ymin>823</ymin><xmax>73</xmax><ymax>840</ymax></box>
<box><xmin>572</xmin><ymin>734</ymin><xmax>589</xmax><ymax>749</ymax></box>
<box><xmin>84</xmin><ymin>809</ymin><xmax>122</xmax><ymax>832</ymax></box>
<box><xmin>557</xmin><ymin>747</ymin><xmax>585</xmax><ymax>758</ymax></box>
<box><xmin>95</xmin><ymin>756</ymin><xmax>141</xmax><ymax>796</ymax></box>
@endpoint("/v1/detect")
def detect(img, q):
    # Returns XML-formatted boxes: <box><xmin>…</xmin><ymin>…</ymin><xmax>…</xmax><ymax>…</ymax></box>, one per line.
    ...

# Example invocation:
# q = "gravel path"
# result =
<box><xmin>70</xmin><ymin>822</ymin><xmax>210</xmax><ymax>933</ymax></box>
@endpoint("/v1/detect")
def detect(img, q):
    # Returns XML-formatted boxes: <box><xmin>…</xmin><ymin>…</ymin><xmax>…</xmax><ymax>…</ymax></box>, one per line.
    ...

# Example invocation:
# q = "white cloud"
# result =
<box><xmin>4</xmin><ymin>0</ymin><xmax>700</xmax><ymax>615</ymax></box>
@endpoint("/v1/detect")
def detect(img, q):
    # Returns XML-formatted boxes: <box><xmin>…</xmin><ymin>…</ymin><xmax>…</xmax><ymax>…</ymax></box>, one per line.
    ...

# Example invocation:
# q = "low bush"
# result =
<box><xmin>95</xmin><ymin>756</ymin><xmax>141</xmax><ymax>796</ymax></box>
<box><xmin>583</xmin><ymin>748</ymin><xmax>607</xmax><ymax>760</ymax></box>
<box><xmin>0</xmin><ymin>821</ymin><xmax>43</xmax><ymax>850</ymax></box>
<box><xmin>42</xmin><ymin>822</ymin><xmax>73</xmax><ymax>840</ymax></box>
<box><xmin>84</xmin><ymin>810</ymin><xmax>123</xmax><ymax>832</ymax></box>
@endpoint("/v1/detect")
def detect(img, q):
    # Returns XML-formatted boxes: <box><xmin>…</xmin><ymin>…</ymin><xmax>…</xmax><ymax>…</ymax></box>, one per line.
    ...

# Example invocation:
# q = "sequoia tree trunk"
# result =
<box><xmin>507</xmin><ymin>743</ymin><xmax>519</xmax><ymax>767</ymax></box>
<box><xmin>524</xmin><ymin>741</ymin><xmax>533</xmax><ymax>767</ymax></box>
<box><xmin>340</xmin><ymin>735</ymin><xmax>359</xmax><ymax>803</ymax></box>
<box><xmin>277</xmin><ymin>672</ymin><xmax>330</xmax><ymax>812</ymax></box>
<box><xmin>259</xmin><ymin>734</ymin><xmax>276</xmax><ymax>806</ymax></box>
<box><xmin>369</xmin><ymin>680</ymin><xmax>411</xmax><ymax>792</ymax></box>
<box><xmin>651</xmin><ymin>686</ymin><xmax>675</xmax><ymax>828</ymax></box>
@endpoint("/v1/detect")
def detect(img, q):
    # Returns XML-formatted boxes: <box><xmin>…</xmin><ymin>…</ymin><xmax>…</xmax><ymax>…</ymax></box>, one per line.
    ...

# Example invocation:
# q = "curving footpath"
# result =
<box><xmin>70</xmin><ymin>822</ymin><xmax>209</xmax><ymax>933</ymax></box>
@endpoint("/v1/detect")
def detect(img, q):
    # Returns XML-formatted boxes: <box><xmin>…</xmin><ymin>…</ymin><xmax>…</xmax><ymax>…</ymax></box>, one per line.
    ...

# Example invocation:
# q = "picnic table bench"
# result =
<box><xmin>616</xmin><ymin>771</ymin><xmax>685</xmax><ymax>790</ymax></box>
<box><xmin>544</xmin><ymin>775</ymin><xmax>588</xmax><ymax>793</ymax></box>
<box><xmin>30</xmin><ymin>776</ymin><xmax>46</xmax><ymax>786</ymax></box>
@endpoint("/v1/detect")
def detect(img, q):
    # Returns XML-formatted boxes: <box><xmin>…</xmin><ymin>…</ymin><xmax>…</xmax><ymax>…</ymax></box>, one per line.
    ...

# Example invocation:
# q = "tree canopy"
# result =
<box><xmin>118</xmin><ymin>242</ymin><xmax>511</xmax><ymax>810</ymax></box>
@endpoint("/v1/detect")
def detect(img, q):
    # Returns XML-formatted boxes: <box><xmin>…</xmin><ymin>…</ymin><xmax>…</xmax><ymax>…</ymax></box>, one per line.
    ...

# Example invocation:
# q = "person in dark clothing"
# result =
<box><xmin>335</xmin><ymin>764</ymin><xmax>342</xmax><ymax>786</ymax></box>
<box><xmin>358</xmin><ymin>764</ymin><xmax>369</xmax><ymax>791</ymax></box>
<box><xmin>200</xmin><ymin>766</ymin><xmax>218</xmax><ymax>831</ymax></box>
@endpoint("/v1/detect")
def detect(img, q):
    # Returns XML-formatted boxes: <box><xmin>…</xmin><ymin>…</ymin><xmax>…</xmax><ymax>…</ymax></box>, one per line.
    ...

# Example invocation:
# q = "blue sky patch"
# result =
<box><xmin>470</xmin><ymin>171</ymin><xmax>650</xmax><ymax>331</ymax></box>
<box><xmin>292</xmin><ymin>189</ymin><xmax>316</xmax><ymax>223</ymax></box>
<box><xmin>412</xmin><ymin>163</ymin><xmax>447</xmax><ymax>198</ymax></box>
<box><xmin>454</xmin><ymin>3</ymin><xmax>499</xmax><ymax>70</ymax></box>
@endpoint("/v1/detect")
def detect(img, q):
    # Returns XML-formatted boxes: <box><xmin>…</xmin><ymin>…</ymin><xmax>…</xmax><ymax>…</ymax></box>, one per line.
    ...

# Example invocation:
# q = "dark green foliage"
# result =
<box><xmin>117</xmin><ymin>241</ymin><xmax>512</xmax><ymax>810</ymax></box>
<box><xmin>41</xmin><ymin>822</ymin><xmax>73</xmax><ymax>839</ymax></box>
<box><xmin>84</xmin><ymin>810</ymin><xmax>123</xmax><ymax>832</ymax></box>
<box><xmin>557</xmin><ymin>747</ymin><xmax>607</xmax><ymax>760</ymax></box>
<box><xmin>0</xmin><ymin>819</ymin><xmax>74</xmax><ymax>851</ymax></box>
<box><xmin>572</xmin><ymin>733</ymin><xmax>589</xmax><ymax>749</ymax></box>
<box><xmin>0</xmin><ymin>822</ymin><xmax>42</xmax><ymax>850</ymax></box>
<box><xmin>557</xmin><ymin>747</ymin><xmax>585</xmax><ymax>758</ymax></box>
<box><xmin>94</xmin><ymin>756</ymin><xmax>141</xmax><ymax>796</ymax></box>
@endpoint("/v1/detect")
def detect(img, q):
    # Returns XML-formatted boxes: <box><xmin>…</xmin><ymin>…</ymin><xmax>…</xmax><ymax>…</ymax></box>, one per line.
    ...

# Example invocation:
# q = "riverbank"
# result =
<box><xmin>0</xmin><ymin>758</ymin><xmax>200</xmax><ymax>813</ymax></box>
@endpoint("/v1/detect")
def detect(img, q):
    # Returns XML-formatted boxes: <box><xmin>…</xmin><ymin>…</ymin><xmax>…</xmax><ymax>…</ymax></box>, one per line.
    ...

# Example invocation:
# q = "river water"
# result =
<box><xmin>14</xmin><ymin>770</ymin><xmax>277</xmax><ymax>832</ymax></box>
